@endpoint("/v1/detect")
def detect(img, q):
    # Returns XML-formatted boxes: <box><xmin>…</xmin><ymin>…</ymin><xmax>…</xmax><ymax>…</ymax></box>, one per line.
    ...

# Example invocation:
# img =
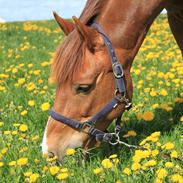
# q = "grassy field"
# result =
<box><xmin>0</xmin><ymin>15</ymin><xmax>183</xmax><ymax>183</ymax></box>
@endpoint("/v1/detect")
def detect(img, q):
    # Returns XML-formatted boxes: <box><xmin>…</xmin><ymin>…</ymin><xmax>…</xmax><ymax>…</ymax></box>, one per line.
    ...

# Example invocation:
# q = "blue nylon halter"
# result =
<box><xmin>50</xmin><ymin>23</ymin><xmax>132</xmax><ymax>142</ymax></box>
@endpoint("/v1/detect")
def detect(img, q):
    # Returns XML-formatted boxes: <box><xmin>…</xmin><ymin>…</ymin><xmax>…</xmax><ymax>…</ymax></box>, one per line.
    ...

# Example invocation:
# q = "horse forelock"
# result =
<box><xmin>51</xmin><ymin>0</ymin><xmax>108</xmax><ymax>84</ymax></box>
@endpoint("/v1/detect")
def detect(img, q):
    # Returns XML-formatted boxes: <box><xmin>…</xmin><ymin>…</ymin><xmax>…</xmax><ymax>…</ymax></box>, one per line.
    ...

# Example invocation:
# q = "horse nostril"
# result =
<box><xmin>48</xmin><ymin>151</ymin><xmax>55</xmax><ymax>158</ymax></box>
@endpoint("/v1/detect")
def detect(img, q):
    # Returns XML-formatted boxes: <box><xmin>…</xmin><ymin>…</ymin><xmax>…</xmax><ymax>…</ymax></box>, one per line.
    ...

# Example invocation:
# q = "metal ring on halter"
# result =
<box><xmin>112</xmin><ymin>62</ymin><xmax>124</xmax><ymax>79</ymax></box>
<box><xmin>104</xmin><ymin>133</ymin><xmax>120</xmax><ymax>145</ymax></box>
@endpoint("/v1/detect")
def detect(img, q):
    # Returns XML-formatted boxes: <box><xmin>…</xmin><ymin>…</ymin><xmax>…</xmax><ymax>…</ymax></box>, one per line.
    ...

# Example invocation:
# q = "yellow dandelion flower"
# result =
<box><xmin>41</xmin><ymin>102</ymin><xmax>50</xmax><ymax>111</ymax></box>
<box><xmin>162</xmin><ymin>142</ymin><xmax>174</xmax><ymax>150</ymax></box>
<box><xmin>0</xmin><ymin>122</ymin><xmax>4</xmax><ymax>127</ymax></box>
<box><xmin>151</xmin><ymin>149</ymin><xmax>159</xmax><ymax>156</ymax></box>
<box><xmin>156</xmin><ymin>168</ymin><xmax>167</xmax><ymax>179</ymax></box>
<box><xmin>165</xmin><ymin>162</ymin><xmax>174</xmax><ymax>168</ymax></box>
<box><xmin>109</xmin><ymin>154</ymin><xmax>118</xmax><ymax>159</ymax></box>
<box><xmin>155</xmin><ymin>178</ymin><xmax>163</xmax><ymax>183</ymax></box>
<box><xmin>28</xmin><ymin>100</ymin><xmax>35</xmax><ymax>107</ymax></box>
<box><xmin>160</xmin><ymin>89</ymin><xmax>168</xmax><ymax>96</ymax></box>
<box><xmin>180</xmin><ymin>116</ymin><xmax>183</xmax><ymax>123</ymax></box>
<box><xmin>17</xmin><ymin>157</ymin><xmax>28</xmax><ymax>166</ymax></box>
<box><xmin>123</xmin><ymin>130</ymin><xmax>137</xmax><ymax>138</ymax></box>
<box><xmin>31</xmin><ymin>135</ymin><xmax>39</xmax><ymax>141</ymax></box>
<box><xmin>24</xmin><ymin>171</ymin><xmax>32</xmax><ymax>177</ymax></box>
<box><xmin>66</xmin><ymin>148</ymin><xmax>76</xmax><ymax>156</ymax></box>
<box><xmin>18</xmin><ymin>78</ymin><xmax>25</xmax><ymax>85</ymax></box>
<box><xmin>171</xmin><ymin>174</ymin><xmax>183</xmax><ymax>182</ymax></box>
<box><xmin>151</xmin><ymin>131</ymin><xmax>161</xmax><ymax>138</ymax></box>
<box><xmin>29</xmin><ymin>173</ymin><xmax>39</xmax><ymax>183</ymax></box>
<box><xmin>57</xmin><ymin>173</ymin><xmax>69</xmax><ymax>180</ymax></box>
<box><xmin>93</xmin><ymin>168</ymin><xmax>103</xmax><ymax>175</ymax></box>
<box><xmin>171</xmin><ymin>150</ymin><xmax>178</xmax><ymax>158</ymax></box>
<box><xmin>0</xmin><ymin>162</ymin><xmax>4</xmax><ymax>167</ymax></box>
<box><xmin>9</xmin><ymin>161</ymin><xmax>16</xmax><ymax>166</ymax></box>
<box><xmin>12</xmin><ymin>131</ymin><xmax>18</xmax><ymax>135</ymax></box>
<box><xmin>20</xmin><ymin>110</ymin><xmax>28</xmax><ymax>116</ymax></box>
<box><xmin>49</xmin><ymin>166</ymin><xmax>60</xmax><ymax>175</ymax></box>
<box><xmin>60</xmin><ymin>168</ymin><xmax>68</xmax><ymax>173</ymax></box>
<box><xmin>4</xmin><ymin>130</ymin><xmax>11</xmax><ymax>135</ymax></box>
<box><xmin>123</xmin><ymin>168</ymin><xmax>131</xmax><ymax>175</ymax></box>
<box><xmin>131</xmin><ymin>163</ymin><xmax>141</xmax><ymax>171</ymax></box>
<box><xmin>144</xmin><ymin>160</ymin><xmax>157</xmax><ymax>167</ymax></box>
<box><xmin>43</xmin><ymin>166</ymin><xmax>48</xmax><ymax>172</ymax></box>
<box><xmin>142</xmin><ymin>111</ymin><xmax>154</xmax><ymax>121</ymax></box>
<box><xmin>19</xmin><ymin>124</ymin><xmax>28</xmax><ymax>132</ymax></box>
<box><xmin>1</xmin><ymin>147</ymin><xmax>8</xmax><ymax>154</ymax></box>
<box><xmin>101</xmin><ymin>159</ymin><xmax>113</xmax><ymax>169</ymax></box>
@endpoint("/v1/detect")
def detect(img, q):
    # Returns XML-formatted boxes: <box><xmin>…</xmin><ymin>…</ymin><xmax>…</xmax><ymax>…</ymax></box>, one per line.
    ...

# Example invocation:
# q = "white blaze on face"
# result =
<box><xmin>41</xmin><ymin>121</ymin><xmax>49</xmax><ymax>155</ymax></box>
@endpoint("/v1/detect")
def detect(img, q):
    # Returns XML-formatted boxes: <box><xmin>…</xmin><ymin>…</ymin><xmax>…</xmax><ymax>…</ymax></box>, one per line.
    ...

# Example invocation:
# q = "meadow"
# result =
<box><xmin>0</xmin><ymin>15</ymin><xmax>183</xmax><ymax>183</ymax></box>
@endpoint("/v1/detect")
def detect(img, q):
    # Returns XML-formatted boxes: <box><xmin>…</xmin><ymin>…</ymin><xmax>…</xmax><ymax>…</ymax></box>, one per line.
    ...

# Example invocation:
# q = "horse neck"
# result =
<box><xmin>96</xmin><ymin>0</ymin><xmax>166</xmax><ymax>67</ymax></box>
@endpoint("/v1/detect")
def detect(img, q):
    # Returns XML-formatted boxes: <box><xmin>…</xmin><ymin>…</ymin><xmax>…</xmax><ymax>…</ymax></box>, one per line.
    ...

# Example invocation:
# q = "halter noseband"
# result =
<box><xmin>50</xmin><ymin>23</ymin><xmax>132</xmax><ymax>143</ymax></box>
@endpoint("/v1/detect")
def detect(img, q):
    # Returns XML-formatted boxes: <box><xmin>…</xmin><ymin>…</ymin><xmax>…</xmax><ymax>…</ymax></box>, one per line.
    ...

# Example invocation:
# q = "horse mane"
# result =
<box><xmin>52</xmin><ymin>0</ymin><xmax>108</xmax><ymax>84</ymax></box>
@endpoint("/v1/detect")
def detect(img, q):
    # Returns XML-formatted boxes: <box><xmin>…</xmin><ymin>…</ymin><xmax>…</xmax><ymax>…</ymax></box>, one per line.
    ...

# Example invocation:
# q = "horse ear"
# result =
<box><xmin>72</xmin><ymin>16</ymin><xmax>97</xmax><ymax>52</ymax></box>
<box><xmin>53</xmin><ymin>11</ymin><xmax>74</xmax><ymax>35</ymax></box>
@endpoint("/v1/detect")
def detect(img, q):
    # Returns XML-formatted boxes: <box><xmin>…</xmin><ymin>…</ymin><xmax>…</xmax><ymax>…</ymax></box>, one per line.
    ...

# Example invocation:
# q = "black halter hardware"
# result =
<box><xmin>50</xmin><ymin>23</ymin><xmax>132</xmax><ymax>143</ymax></box>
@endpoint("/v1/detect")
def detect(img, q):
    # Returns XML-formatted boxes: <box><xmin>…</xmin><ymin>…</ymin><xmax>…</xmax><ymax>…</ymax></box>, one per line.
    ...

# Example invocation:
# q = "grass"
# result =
<box><xmin>0</xmin><ymin>14</ymin><xmax>183</xmax><ymax>183</ymax></box>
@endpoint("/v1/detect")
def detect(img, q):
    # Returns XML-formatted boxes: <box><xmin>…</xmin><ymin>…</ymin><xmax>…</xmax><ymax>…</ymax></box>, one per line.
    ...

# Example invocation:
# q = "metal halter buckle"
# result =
<box><xmin>112</xmin><ymin>62</ymin><xmax>124</xmax><ymax>79</ymax></box>
<box><xmin>81</xmin><ymin>122</ymin><xmax>93</xmax><ymax>133</ymax></box>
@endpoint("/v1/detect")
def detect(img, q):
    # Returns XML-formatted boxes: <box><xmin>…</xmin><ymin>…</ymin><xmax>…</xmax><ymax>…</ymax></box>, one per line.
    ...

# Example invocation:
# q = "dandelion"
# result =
<box><xmin>171</xmin><ymin>174</ymin><xmax>183</xmax><ymax>182</ymax></box>
<box><xmin>17</xmin><ymin>157</ymin><xmax>28</xmax><ymax>166</ymax></box>
<box><xmin>162</xmin><ymin>142</ymin><xmax>174</xmax><ymax>150</ymax></box>
<box><xmin>123</xmin><ymin>130</ymin><xmax>137</xmax><ymax>138</ymax></box>
<box><xmin>20</xmin><ymin>110</ymin><xmax>28</xmax><ymax>116</ymax></box>
<box><xmin>144</xmin><ymin>160</ymin><xmax>157</xmax><ymax>167</ymax></box>
<box><xmin>12</xmin><ymin>131</ymin><xmax>18</xmax><ymax>135</ymax></box>
<box><xmin>49</xmin><ymin>166</ymin><xmax>60</xmax><ymax>175</ymax></box>
<box><xmin>131</xmin><ymin>163</ymin><xmax>141</xmax><ymax>171</ymax></box>
<box><xmin>109</xmin><ymin>154</ymin><xmax>118</xmax><ymax>159</ymax></box>
<box><xmin>31</xmin><ymin>135</ymin><xmax>39</xmax><ymax>141</ymax></box>
<box><xmin>66</xmin><ymin>148</ymin><xmax>76</xmax><ymax>156</ymax></box>
<box><xmin>151</xmin><ymin>149</ymin><xmax>159</xmax><ymax>156</ymax></box>
<box><xmin>1</xmin><ymin>147</ymin><xmax>8</xmax><ymax>154</ymax></box>
<box><xmin>24</xmin><ymin>171</ymin><xmax>32</xmax><ymax>177</ymax></box>
<box><xmin>0</xmin><ymin>162</ymin><xmax>4</xmax><ymax>167</ymax></box>
<box><xmin>60</xmin><ymin>168</ymin><xmax>68</xmax><ymax>173</ymax></box>
<box><xmin>101</xmin><ymin>159</ymin><xmax>113</xmax><ymax>169</ymax></box>
<box><xmin>142</xmin><ymin>111</ymin><xmax>154</xmax><ymax>121</ymax></box>
<box><xmin>4</xmin><ymin>131</ymin><xmax>11</xmax><ymax>135</ymax></box>
<box><xmin>18</xmin><ymin>78</ymin><xmax>25</xmax><ymax>85</ymax></box>
<box><xmin>93</xmin><ymin>168</ymin><xmax>103</xmax><ymax>175</ymax></box>
<box><xmin>180</xmin><ymin>116</ymin><xmax>183</xmax><ymax>123</ymax></box>
<box><xmin>29</xmin><ymin>173</ymin><xmax>39</xmax><ymax>183</ymax></box>
<box><xmin>170</xmin><ymin>150</ymin><xmax>178</xmax><ymax>158</ymax></box>
<box><xmin>156</xmin><ymin>168</ymin><xmax>167</xmax><ymax>179</ymax></box>
<box><xmin>28</xmin><ymin>100</ymin><xmax>35</xmax><ymax>107</ymax></box>
<box><xmin>19</xmin><ymin>124</ymin><xmax>28</xmax><ymax>132</ymax></box>
<box><xmin>123</xmin><ymin>168</ymin><xmax>131</xmax><ymax>175</ymax></box>
<box><xmin>57</xmin><ymin>173</ymin><xmax>69</xmax><ymax>180</ymax></box>
<box><xmin>9</xmin><ymin>161</ymin><xmax>16</xmax><ymax>166</ymax></box>
<box><xmin>0</xmin><ymin>122</ymin><xmax>4</xmax><ymax>127</ymax></box>
<box><xmin>160</xmin><ymin>89</ymin><xmax>168</xmax><ymax>96</ymax></box>
<box><xmin>41</xmin><ymin>102</ymin><xmax>50</xmax><ymax>111</ymax></box>
<box><xmin>165</xmin><ymin>162</ymin><xmax>174</xmax><ymax>168</ymax></box>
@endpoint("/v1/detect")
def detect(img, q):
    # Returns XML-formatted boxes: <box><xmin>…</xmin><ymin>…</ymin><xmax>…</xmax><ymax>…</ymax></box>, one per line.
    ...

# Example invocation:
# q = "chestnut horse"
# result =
<box><xmin>42</xmin><ymin>0</ymin><xmax>183</xmax><ymax>160</ymax></box>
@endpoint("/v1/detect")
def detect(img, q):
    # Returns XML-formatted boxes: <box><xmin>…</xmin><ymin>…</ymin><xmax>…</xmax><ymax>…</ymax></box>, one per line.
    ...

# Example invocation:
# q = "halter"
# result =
<box><xmin>50</xmin><ymin>23</ymin><xmax>132</xmax><ymax>144</ymax></box>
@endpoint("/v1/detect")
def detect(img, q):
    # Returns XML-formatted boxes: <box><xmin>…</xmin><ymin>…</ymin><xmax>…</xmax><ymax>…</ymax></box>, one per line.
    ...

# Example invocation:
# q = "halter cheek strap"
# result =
<box><xmin>49</xmin><ymin>22</ymin><xmax>132</xmax><ymax>143</ymax></box>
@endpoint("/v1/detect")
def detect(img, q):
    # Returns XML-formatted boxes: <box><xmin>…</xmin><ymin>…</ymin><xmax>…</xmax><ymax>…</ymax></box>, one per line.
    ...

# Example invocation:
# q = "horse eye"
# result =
<box><xmin>75</xmin><ymin>84</ymin><xmax>93</xmax><ymax>94</ymax></box>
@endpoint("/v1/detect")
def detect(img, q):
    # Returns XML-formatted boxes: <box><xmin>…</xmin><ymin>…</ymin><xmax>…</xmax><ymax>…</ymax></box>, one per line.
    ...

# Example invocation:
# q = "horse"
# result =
<box><xmin>42</xmin><ymin>0</ymin><xmax>183</xmax><ymax>160</ymax></box>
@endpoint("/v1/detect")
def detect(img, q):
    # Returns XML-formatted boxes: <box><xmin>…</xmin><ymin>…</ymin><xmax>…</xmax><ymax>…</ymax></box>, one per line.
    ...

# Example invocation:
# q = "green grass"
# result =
<box><xmin>0</xmin><ymin>14</ymin><xmax>183</xmax><ymax>183</ymax></box>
